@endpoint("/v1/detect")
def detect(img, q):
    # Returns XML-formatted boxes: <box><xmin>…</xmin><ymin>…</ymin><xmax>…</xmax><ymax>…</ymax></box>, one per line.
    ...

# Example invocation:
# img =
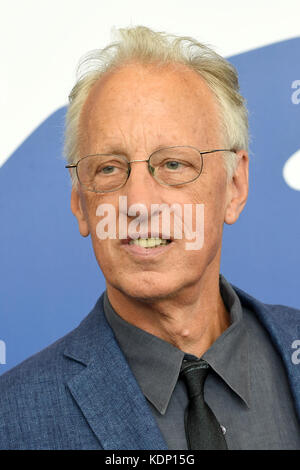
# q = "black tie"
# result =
<box><xmin>180</xmin><ymin>358</ymin><xmax>228</xmax><ymax>450</ymax></box>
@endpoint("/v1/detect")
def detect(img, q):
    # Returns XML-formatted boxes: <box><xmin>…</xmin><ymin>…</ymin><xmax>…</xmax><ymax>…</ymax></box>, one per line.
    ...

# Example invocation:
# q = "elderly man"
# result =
<box><xmin>0</xmin><ymin>26</ymin><xmax>299</xmax><ymax>450</ymax></box>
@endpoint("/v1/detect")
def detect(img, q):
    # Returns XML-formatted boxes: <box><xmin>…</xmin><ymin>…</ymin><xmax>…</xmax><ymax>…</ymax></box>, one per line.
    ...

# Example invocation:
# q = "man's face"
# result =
<box><xmin>72</xmin><ymin>63</ymin><xmax>248</xmax><ymax>301</ymax></box>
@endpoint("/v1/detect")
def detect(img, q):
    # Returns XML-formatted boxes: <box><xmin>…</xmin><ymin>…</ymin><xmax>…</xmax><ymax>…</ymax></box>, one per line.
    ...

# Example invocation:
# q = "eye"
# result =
<box><xmin>164</xmin><ymin>160</ymin><xmax>183</xmax><ymax>170</ymax></box>
<box><xmin>100</xmin><ymin>165</ymin><xmax>116</xmax><ymax>174</ymax></box>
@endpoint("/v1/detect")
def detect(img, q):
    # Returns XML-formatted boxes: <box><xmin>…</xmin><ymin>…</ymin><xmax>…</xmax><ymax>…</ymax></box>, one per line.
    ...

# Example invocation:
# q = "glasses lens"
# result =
<box><xmin>77</xmin><ymin>155</ymin><xmax>128</xmax><ymax>192</ymax></box>
<box><xmin>149</xmin><ymin>147</ymin><xmax>203</xmax><ymax>185</ymax></box>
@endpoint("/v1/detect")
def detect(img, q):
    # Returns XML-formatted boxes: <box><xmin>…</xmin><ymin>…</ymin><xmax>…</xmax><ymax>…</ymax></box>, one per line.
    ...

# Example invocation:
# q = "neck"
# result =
<box><xmin>106</xmin><ymin>267</ymin><xmax>230</xmax><ymax>357</ymax></box>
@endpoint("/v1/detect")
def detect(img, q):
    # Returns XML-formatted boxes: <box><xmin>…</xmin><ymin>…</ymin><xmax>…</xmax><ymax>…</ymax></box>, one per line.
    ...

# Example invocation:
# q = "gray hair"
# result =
<box><xmin>64</xmin><ymin>25</ymin><xmax>249</xmax><ymax>182</ymax></box>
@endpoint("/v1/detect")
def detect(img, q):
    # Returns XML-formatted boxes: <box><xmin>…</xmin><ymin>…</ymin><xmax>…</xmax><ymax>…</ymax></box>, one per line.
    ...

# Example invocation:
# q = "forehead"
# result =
<box><xmin>79</xmin><ymin>62</ymin><xmax>222</xmax><ymax>152</ymax></box>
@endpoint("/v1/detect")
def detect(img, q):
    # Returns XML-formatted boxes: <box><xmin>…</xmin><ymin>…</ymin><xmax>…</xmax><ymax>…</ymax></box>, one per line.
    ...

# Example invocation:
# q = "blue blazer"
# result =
<box><xmin>0</xmin><ymin>285</ymin><xmax>299</xmax><ymax>449</ymax></box>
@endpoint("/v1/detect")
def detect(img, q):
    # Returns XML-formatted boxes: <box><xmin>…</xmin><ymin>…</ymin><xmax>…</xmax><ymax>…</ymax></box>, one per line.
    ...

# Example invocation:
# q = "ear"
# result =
<box><xmin>224</xmin><ymin>151</ymin><xmax>249</xmax><ymax>225</ymax></box>
<box><xmin>70</xmin><ymin>187</ymin><xmax>90</xmax><ymax>237</ymax></box>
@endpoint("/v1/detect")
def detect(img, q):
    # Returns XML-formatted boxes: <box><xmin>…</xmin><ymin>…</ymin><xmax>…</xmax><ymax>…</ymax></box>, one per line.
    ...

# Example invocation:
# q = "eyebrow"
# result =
<box><xmin>87</xmin><ymin>145</ymin><xmax>168</xmax><ymax>159</ymax></box>
<box><xmin>87</xmin><ymin>146</ymin><xmax>129</xmax><ymax>157</ymax></box>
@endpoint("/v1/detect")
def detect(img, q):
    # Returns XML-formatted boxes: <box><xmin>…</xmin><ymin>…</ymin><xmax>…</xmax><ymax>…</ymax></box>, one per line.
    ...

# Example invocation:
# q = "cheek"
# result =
<box><xmin>83</xmin><ymin>193</ymin><xmax>115</xmax><ymax>230</ymax></box>
<box><xmin>83</xmin><ymin>194</ymin><xmax>124</xmax><ymax>265</ymax></box>
<box><xmin>188</xmin><ymin>171</ymin><xmax>227</xmax><ymax>207</ymax></box>
<box><xmin>186</xmin><ymin>176</ymin><xmax>228</xmax><ymax>240</ymax></box>
<box><xmin>207</xmin><ymin>185</ymin><xmax>227</xmax><ymax>218</ymax></box>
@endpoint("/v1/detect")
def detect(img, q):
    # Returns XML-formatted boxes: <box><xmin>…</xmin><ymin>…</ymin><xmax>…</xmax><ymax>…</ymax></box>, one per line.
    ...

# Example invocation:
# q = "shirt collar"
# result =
<box><xmin>202</xmin><ymin>275</ymin><xmax>251</xmax><ymax>408</ymax></box>
<box><xmin>103</xmin><ymin>274</ymin><xmax>251</xmax><ymax>415</ymax></box>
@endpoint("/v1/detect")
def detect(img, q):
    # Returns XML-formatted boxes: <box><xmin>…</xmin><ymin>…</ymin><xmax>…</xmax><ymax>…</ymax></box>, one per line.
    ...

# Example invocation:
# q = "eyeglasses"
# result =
<box><xmin>65</xmin><ymin>146</ymin><xmax>236</xmax><ymax>194</ymax></box>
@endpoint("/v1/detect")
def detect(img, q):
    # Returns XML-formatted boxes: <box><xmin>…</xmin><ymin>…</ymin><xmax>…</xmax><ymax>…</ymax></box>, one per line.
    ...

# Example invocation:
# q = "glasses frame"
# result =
<box><xmin>65</xmin><ymin>145</ymin><xmax>236</xmax><ymax>194</ymax></box>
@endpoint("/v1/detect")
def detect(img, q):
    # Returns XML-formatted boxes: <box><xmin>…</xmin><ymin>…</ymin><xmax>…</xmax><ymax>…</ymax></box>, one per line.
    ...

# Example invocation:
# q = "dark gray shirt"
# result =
<box><xmin>103</xmin><ymin>275</ymin><xmax>300</xmax><ymax>449</ymax></box>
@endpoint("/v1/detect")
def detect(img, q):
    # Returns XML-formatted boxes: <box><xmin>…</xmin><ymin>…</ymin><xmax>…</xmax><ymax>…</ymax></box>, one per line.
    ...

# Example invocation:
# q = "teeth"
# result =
<box><xmin>129</xmin><ymin>237</ymin><xmax>170</xmax><ymax>248</ymax></box>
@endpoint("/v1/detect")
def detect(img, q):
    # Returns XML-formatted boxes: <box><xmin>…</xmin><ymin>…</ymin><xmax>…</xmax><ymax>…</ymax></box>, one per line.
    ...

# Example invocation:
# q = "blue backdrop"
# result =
<box><xmin>0</xmin><ymin>38</ymin><xmax>299</xmax><ymax>374</ymax></box>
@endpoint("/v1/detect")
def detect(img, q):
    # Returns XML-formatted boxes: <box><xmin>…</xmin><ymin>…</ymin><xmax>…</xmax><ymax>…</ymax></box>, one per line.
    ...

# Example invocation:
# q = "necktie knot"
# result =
<box><xmin>180</xmin><ymin>358</ymin><xmax>210</xmax><ymax>399</ymax></box>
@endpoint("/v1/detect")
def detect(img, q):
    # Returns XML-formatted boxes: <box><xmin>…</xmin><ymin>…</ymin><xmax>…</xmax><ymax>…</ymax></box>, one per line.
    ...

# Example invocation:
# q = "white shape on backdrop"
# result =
<box><xmin>1</xmin><ymin>0</ymin><xmax>300</xmax><ymax>171</ymax></box>
<box><xmin>283</xmin><ymin>150</ymin><xmax>300</xmax><ymax>191</ymax></box>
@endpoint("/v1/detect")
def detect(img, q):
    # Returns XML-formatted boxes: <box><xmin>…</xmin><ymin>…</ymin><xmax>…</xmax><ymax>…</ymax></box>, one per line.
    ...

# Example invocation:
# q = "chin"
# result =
<box><xmin>112</xmin><ymin>271</ymin><xmax>184</xmax><ymax>302</ymax></box>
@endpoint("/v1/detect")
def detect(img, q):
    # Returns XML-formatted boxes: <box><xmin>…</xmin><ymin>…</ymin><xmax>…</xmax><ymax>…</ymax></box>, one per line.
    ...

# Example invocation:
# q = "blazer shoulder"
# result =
<box><xmin>0</xmin><ymin>294</ymin><xmax>106</xmax><ymax>390</ymax></box>
<box><xmin>232</xmin><ymin>284</ymin><xmax>300</xmax><ymax>324</ymax></box>
<box><xmin>0</xmin><ymin>298</ymin><xmax>106</xmax><ymax>449</ymax></box>
<box><xmin>262</xmin><ymin>302</ymin><xmax>300</xmax><ymax>316</ymax></box>
<box><xmin>0</xmin><ymin>326</ymin><xmax>81</xmax><ymax>414</ymax></box>
<box><xmin>1</xmin><ymin>319</ymin><xmax>80</xmax><ymax>382</ymax></box>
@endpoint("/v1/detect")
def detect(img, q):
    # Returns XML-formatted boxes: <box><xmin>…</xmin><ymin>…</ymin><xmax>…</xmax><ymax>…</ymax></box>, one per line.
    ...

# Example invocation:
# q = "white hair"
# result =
<box><xmin>64</xmin><ymin>25</ymin><xmax>249</xmax><ymax>182</ymax></box>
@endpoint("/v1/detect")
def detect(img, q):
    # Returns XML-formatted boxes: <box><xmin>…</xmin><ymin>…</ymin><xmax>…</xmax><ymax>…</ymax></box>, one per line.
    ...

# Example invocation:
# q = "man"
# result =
<box><xmin>0</xmin><ymin>26</ymin><xmax>299</xmax><ymax>450</ymax></box>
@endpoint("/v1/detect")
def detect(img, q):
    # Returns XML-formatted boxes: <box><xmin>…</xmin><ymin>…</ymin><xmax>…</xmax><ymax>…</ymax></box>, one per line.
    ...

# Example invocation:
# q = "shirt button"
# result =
<box><xmin>220</xmin><ymin>425</ymin><xmax>227</xmax><ymax>435</ymax></box>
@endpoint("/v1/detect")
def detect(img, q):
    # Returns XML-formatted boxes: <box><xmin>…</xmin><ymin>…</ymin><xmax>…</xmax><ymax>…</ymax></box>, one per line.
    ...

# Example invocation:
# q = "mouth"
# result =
<box><xmin>125</xmin><ymin>237</ymin><xmax>172</xmax><ymax>248</ymax></box>
<box><xmin>121</xmin><ymin>235</ymin><xmax>173</xmax><ymax>256</ymax></box>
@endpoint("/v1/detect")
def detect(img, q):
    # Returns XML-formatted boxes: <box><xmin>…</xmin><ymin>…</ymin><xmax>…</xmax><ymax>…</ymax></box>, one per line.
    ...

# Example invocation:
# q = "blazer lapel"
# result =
<box><xmin>64</xmin><ymin>295</ymin><xmax>167</xmax><ymax>450</ymax></box>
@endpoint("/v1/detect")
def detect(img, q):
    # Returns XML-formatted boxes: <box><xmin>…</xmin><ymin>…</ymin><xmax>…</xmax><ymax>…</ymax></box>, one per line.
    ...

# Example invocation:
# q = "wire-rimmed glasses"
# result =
<box><xmin>65</xmin><ymin>146</ymin><xmax>236</xmax><ymax>193</ymax></box>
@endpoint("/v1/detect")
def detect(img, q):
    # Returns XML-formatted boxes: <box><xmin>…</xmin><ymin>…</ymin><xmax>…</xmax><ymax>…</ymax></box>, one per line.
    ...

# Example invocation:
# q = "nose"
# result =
<box><xmin>122</xmin><ymin>158</ymin><xmax>159</xmax><ymax>210</ymax></box>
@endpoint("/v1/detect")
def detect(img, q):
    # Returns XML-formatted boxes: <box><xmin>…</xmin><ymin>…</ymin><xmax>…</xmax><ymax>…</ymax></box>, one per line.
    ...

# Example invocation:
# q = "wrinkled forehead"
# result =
<box><xmin>79</xmin><ymin>62</ymin><xmax>223</xmax><ymax>155</ymax></box>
